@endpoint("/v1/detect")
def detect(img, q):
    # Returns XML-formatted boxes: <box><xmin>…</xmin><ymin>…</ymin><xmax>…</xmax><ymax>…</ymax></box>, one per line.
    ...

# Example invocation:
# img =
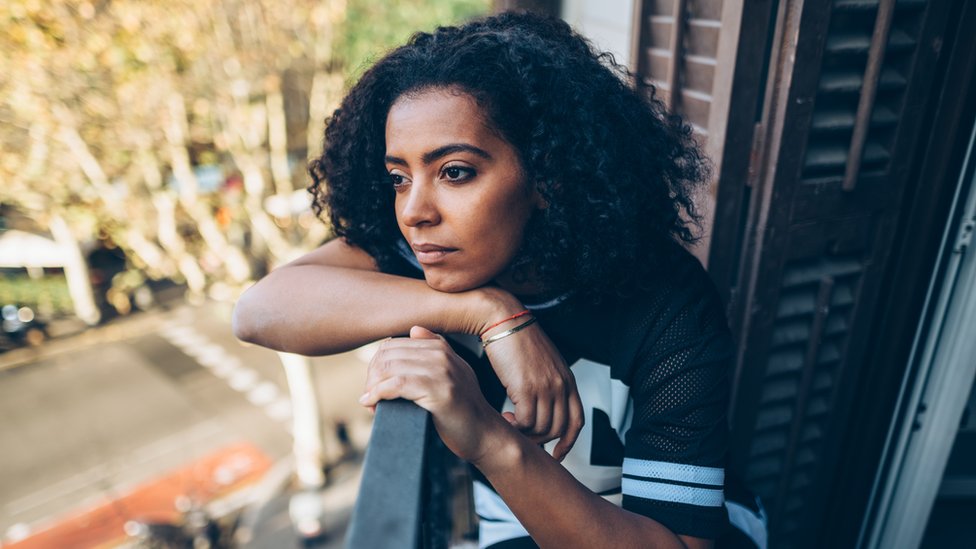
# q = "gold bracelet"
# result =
<box><xmin>480</xmin><ymin>316</ymin><xmax>537</xmax><ymax>348</ymax></box>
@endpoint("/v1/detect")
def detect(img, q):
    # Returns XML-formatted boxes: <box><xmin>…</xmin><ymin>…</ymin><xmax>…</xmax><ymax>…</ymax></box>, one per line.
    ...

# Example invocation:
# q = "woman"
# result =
<box><xmin>234</xmin><ymin>12</ymin><xmax>766</xmax><ymax>549</ymax></box>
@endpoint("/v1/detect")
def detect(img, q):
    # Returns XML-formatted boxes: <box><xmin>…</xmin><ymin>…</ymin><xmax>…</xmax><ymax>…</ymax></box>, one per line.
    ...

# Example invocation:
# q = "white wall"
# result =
<box><xmin>561</xmin><ymin>0</ymin><xmax>636</xmax><ymax>70</ymax></box>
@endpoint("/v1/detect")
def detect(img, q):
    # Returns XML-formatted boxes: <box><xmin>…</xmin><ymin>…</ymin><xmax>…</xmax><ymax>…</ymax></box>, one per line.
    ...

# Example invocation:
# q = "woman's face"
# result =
<box><xmin>385</xmin><ymin>87</ymin><xmax>542</xmax><ymax>293</ymax></box>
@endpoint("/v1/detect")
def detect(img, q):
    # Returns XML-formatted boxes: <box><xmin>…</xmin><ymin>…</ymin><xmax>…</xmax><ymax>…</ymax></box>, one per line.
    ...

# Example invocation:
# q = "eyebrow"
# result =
<box><xmin>384</xmin><ymin>143</ymin><xmax>493</xmax><ymax>166</ymax></box>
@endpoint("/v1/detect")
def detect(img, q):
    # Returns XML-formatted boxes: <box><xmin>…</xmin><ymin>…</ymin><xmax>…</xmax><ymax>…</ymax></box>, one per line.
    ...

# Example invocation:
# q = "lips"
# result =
<box><xmin>411</xmin><ymin>242</ymin><xmax>458</xmax><ymax>265</ymax></box>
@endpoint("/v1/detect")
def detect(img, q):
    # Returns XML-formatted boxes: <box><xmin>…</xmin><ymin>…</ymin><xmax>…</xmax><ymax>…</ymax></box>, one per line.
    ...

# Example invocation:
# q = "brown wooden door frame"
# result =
<box><xmin>704</xmin><ymin>0</ymin><xmax>779</xmax><ymax>312</ymax></box>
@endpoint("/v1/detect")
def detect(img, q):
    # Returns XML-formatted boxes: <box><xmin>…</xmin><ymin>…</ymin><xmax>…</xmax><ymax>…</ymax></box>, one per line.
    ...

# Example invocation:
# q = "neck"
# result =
<box><xmin>494</xmin><ymin>268</ymin><xmax>553</xmax><ymax>303</ymax></box>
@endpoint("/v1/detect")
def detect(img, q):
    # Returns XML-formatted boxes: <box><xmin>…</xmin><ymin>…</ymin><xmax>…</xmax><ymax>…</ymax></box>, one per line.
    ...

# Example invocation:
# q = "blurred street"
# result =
<box><xmin>0</xmin><ymin>2</ymin><xmax>492</xmax><ymax>546</ymax></box>
<box><xmin>0</xmin><ymin>300</ymin><xmax>374</xmax><ymax>548</ymax></box>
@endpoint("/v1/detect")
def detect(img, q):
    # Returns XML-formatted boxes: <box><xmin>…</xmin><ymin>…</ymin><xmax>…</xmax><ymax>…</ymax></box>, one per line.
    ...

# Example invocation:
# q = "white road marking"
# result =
<box><xmin>228</xmin><ymin>368</ymin><xmax>259</xmax><ymax>392</ymax></box>
<box><xmin>266</xmin><ymin>398</ymin><xmax>293</xmax><ymax>422</ymax></box>
<box><xmin>164</xmin><ymin>330</ymin><xmax>206</xmax><ymax>349</ymax></box>
<box><xmin>4</xmin><ymin>522</ymin><xmax>31</xmax><ymax>543</ymax></box>
<box><xmin>161</xmin><ymin>323</ymin><xmax>292</xmax><ymax>426</ymax></box>
<box><xmin>210</xmin><ymin>359</ymin><xmax>242</xmax><ymax>378</ymax></box>
<box><xmin>248</xmin><ymin>382</ymin><xmax>279</xmax><ymax>406</ymax></box>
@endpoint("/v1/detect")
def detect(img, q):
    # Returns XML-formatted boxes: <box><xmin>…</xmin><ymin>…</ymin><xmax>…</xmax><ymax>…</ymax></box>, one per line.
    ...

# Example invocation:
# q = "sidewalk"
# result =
<box><xmin>237</xmin><ymin>457</ymin><xmax>363</xmax><ymax>548</ymax></box>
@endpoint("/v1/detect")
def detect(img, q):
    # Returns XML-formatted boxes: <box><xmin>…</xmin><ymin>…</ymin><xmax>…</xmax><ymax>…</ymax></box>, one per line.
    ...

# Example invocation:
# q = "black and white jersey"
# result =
<box><xmin>387</xmin><ymin>241</ymin><xmax>765</xmax><ymax>548</ymax></box>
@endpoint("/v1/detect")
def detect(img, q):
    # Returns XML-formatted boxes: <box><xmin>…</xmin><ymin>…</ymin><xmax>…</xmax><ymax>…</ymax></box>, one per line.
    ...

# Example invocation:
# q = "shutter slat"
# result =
<box><xmin>818</xmin><ymin>67</ymin><xmax>907</xmax><ymax>94</ymax></box>
<box><xmin>810</xmin><ymin>105</ymin><xmax>897</xmax><ymax>133</ymax></box>
<box><xmin>803</xmin><ymin>141</ymin><xmax>889</xmax><ymax>174</ymax></box>
<box><xmin>834</xmin><ymin>0</ymin><xmax>926</xmax><ymax>11</ymax></box>
<box><xmin>825</xmin><ymin>28</ymin><xmax>914</xmax><ymax>55</ymax></box>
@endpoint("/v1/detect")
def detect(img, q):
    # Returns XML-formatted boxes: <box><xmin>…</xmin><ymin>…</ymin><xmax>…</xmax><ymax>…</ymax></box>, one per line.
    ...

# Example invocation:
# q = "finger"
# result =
<box><xmin>501</xmin><ymin>411</ymin><xmax>518</xmax><ymax>427</ymax></box>
<box><xmin>513</xmin><ymin>397</ymin><xmax>537</xmax><ymax>433</ymax></box>
<box><xmin>553</xmin><ymin>389</ymin><xmax>584</xmax><ymax>461</ymax></box>
<box><xmin>370</xmin><ymin>336</ymin><xmax>448</xmax><ymax>371</ymax></box>
<box><xmin>548</xmin><ymin>399</ymin><xmax>567</xmax><ymax>459</ymax></box>
<box><xmin>531</xmin><ymin>397</ymin><xmax>553</xmax><ymax>439</ymax></box>
<box><xmin>364</xmin><ymin>355</ymin><xmax>385</xmax><ymax>394</ymax></box>
<box><xmin>365</xmin><ymin>354</ymin><xmax>446</xmax><ymax>394</ymax></box>
<box><xmin>359</xmin><ymin>373</ymin><xmax>431</xmax><ymax>407</ymax></box>
<box><xmin>365</xmin><ymin>338</ymin><xmax>403</xmax><ymax>390</ymax></box>
<box><xmin>410</xmin><ymin>325</ymin><xmax>443</xmax><ymax>340</ymax></box>
<box><xmin>373</xmin><ymin>337</ymin><xmax>444</xmax><ymax>351</ymax></box>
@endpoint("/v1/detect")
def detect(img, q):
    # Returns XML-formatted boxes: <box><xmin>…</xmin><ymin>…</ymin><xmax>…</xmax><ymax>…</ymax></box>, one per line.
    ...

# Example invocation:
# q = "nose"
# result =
<box><xmin>397</xmin><ymin>179</ymin><xmax>441</xmax><ymax>227</ymax></box>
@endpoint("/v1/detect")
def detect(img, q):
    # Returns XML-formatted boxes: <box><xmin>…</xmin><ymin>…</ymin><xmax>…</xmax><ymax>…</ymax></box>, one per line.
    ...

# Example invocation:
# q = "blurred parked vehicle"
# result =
<box><xmin>1</xmin><ymin>304</ymin><xmax>47</xmax><ymax>348</ymax></box>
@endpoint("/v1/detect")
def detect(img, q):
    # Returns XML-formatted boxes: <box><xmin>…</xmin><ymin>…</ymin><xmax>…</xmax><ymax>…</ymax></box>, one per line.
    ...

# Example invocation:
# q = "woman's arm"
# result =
<box><xmin>233</xmin><ymin>238</ymin><xmax>583</xmax><ymax>459</ymax></box>
<box><xmin>362</xmin><ymin>327</ymin><xmax>711</xmax><ymax>549</ymax></box>
<box><xmin>232</xmin><ymin>238</ymin><xmax>515</xmax><ymax>355</ymax></box>
<box><xmin>479</xmin><ymin>429</ymin><xmax>711</xmax><ymax>549</ymax></box>
<box><xmin>475</xmin><ymin>423</ymin><xmax>712</xmax><ymax>549</ymax></box>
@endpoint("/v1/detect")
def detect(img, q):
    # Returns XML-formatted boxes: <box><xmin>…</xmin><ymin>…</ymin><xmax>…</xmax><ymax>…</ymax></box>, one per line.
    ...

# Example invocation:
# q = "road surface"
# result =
<box><xmin>0</xmin><ymin>300</ymin><xmax>374</xmax><ymax>548</ymax></box>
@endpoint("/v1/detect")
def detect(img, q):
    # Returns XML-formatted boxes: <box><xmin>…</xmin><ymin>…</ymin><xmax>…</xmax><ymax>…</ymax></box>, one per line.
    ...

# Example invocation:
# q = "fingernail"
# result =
<box><xmin>358</xmin><ymin>392</ymin><xmax>369</xmax><ymax>404</ymax></box>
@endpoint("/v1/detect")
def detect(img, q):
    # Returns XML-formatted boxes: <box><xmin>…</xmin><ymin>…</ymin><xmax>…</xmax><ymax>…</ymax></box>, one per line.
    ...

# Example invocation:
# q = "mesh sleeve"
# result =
<box><xmin>620</xmin><ymin>283</ymin><xmax>733</xmax><ymax>539</ymax></box>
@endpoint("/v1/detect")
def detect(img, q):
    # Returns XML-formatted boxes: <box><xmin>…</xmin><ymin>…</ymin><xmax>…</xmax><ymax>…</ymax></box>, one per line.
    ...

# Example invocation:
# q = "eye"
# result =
<box><xmin>441</xmin><ymin>165</ymin><xmax>475</xmax><ymax>183</ymax></box>
<box><xmin>389</xmin><ymin>172</ymin><xmax>410</xmax><ymax>190</ymax></box>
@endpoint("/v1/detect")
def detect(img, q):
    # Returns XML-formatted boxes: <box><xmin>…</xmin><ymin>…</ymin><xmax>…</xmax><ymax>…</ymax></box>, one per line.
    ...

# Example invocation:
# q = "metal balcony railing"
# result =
<box><xmin>345</xmin><ymin>399</ymin><xmax>463</xmax><ymax>549</ymax></box>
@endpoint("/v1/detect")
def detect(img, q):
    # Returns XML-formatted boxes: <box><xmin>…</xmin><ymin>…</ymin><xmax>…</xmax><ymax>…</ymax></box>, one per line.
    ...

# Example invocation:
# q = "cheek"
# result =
<box><xmin>480</xmin><ymin>202</ymin><xmax>535</xmax><ymax>263</ymax></box>
<box><xmin>499</xmin><ymin>191</ymin><xmax>538</xmax><ymax>236</ymax></box>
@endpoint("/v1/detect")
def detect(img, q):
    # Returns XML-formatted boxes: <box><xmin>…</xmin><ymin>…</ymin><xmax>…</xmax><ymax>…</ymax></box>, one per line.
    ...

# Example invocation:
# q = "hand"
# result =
<box><xmin>481</xmin><ymin>317</ymin><xmax>584</xmax><ymax>462</ymax></box>
<box><xmin>360</xmin><ymin>326</ymin><xmax>510</xmax><ymax>463</ymax></box>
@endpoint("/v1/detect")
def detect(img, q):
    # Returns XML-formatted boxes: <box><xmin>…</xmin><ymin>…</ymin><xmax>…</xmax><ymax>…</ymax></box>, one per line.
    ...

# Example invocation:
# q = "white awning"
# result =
<box><xmin>0</xmin><ymin>230</ymin><xmax>68</xmax><ymax>268</ymax></box>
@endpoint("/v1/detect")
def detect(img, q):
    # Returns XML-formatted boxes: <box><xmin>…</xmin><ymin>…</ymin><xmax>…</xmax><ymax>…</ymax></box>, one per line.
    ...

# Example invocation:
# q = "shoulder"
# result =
<box><xmin>607</xmin><ymin>244</ymin><xmax>733</xmax><ymax>378</ymax></box>
<box><xmin>536</xmin><ymin>243</ymin><xmax>732</xmax><ymax>378</ymax></box>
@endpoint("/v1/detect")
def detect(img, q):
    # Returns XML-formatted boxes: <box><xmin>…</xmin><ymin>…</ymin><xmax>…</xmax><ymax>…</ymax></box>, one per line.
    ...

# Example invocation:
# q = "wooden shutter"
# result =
<box><xmin>631</xmin><ymin>0</ymin><xmax>739</xmax><ymax>264</ymax></box>
<box><xmin>721</xmin><ymin>0</ymin><xmax>956</xmax><ymax>546</ymax></box>
<box><xmin>631</xmin><ymin>0</ymin><xmax>726</xmax><ymax>134</ymax></box>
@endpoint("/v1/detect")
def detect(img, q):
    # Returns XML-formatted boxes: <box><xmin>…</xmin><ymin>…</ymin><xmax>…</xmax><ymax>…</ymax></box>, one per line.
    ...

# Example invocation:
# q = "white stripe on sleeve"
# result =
<box><xmin>622</xmin><ymin>458</ymin><xmax>724</xmax><ymax>487</ymax></box>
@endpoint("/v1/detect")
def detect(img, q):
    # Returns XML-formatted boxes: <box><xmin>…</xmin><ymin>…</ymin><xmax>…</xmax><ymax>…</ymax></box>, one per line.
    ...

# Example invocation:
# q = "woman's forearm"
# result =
<box><xmin>473</xmin><ymin>426</ymin><xmax>703</xmax><ymax>549</ymax></box>
<box><xmin>232</xmin><ymin>264</ymin><xmax>520</xmax><ymax>355</ymax></box>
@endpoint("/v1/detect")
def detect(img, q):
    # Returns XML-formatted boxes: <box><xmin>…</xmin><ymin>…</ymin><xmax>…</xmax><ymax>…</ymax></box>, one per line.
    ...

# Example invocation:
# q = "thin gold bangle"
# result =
<box><xmin>481</xmin><ymin>316</ymin><xmax>537</xmax><ymax>349</ymax></box>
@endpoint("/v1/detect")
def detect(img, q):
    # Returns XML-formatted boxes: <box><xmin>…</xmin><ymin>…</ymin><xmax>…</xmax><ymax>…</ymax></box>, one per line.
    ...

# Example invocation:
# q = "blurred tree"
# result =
<box><xmin>0</xmin><ymin>0</ymin><xmax>489</xmax><ymax>311</ymax></box>
<box><xmin>338</xmin><ymin>0</ymin><xmax>491</xmax><ymax>80</ymax></box>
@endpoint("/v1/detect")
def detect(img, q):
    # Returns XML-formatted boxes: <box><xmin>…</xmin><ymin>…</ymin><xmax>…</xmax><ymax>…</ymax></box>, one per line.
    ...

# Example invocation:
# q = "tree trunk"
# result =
<box><xmin>266</xmin><ymin>75</ymin><xmax>293</xmax><ymax>196</ymax></box>
<box><xmin>49</xmin><ymin>214</ymin><xmax>100</xmax><ymax>325</ymax></box>
<box><xmin>278</xmin><ymin>352</ymin><xmax>326</xmax><ymax>489</ymax></box>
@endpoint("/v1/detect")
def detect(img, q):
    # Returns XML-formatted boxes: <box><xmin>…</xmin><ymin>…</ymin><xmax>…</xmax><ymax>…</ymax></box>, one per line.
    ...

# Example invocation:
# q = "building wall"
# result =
<box><xmin>561</xmin><ymin>0</ymin><xmax>636</xmax><ymax>69</ymax></box>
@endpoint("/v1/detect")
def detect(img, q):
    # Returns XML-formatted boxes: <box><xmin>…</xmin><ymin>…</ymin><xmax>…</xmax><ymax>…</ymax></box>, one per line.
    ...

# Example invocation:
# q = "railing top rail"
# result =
<box><xmin>345</xmin><ymin>399</ymin><xmax>431</xmax><ymax>549</ymax></box>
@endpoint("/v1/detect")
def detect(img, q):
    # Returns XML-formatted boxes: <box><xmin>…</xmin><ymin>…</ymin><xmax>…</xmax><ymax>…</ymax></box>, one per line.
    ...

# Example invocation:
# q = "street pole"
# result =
<box><xmin>278</xmin><ymin>351</ymin><xmax>325</xmax><ymax>488</ymax></box>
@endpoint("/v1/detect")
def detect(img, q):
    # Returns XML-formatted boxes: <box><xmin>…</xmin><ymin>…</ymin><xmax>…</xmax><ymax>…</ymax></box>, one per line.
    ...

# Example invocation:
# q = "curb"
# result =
<box><xmin>0</xmin><ymin>306</ymin><xmax>185</xmax><ymax>373</ymax></box>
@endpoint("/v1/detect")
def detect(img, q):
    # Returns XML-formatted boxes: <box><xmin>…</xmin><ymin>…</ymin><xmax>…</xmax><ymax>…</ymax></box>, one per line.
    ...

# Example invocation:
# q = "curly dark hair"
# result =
<box><xmin>308</xmin><ymin>11</ymin><xmax>709</xmax><ymax>303</ymax></box>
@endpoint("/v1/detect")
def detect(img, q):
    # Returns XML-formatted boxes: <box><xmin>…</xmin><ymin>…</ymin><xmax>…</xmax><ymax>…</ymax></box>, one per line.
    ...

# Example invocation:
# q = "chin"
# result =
<box><xmin>423</xmin><ymin>272</ymin><xmax>485</xmax><ymax>293</ymax></box>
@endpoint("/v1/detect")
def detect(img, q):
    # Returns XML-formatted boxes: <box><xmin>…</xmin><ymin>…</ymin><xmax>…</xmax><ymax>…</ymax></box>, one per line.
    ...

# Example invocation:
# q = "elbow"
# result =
<box><xmin>232</xmin><ymin>286</ymin><xmax>305</xmax><ymax>353</ymax></box>
<box><xmin>232</xmin><ymin>292</ymin><xmax>261</xmax><ymax>345</ymax></box>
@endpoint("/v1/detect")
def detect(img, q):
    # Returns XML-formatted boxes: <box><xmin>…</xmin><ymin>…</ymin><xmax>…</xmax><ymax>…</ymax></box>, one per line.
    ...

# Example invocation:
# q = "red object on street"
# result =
<box><xmin>7</xmin><ymin>441</ymin><xmax>272</xmax><ymax>549</ymax></box>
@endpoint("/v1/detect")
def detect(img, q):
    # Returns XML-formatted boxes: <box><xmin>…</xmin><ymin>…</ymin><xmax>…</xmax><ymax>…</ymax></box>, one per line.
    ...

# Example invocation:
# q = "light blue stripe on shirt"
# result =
<box><xmin>622</xmin><ymin>457</ymin><xmax>724</xmax><ymax>487</ymax></box>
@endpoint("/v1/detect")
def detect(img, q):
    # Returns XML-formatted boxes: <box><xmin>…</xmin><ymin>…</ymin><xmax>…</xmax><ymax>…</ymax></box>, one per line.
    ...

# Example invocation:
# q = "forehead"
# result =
<box><xmin>385</xmin><ymin>88</ymin><xmax>499</xmax><ymax>150</ymax></box>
